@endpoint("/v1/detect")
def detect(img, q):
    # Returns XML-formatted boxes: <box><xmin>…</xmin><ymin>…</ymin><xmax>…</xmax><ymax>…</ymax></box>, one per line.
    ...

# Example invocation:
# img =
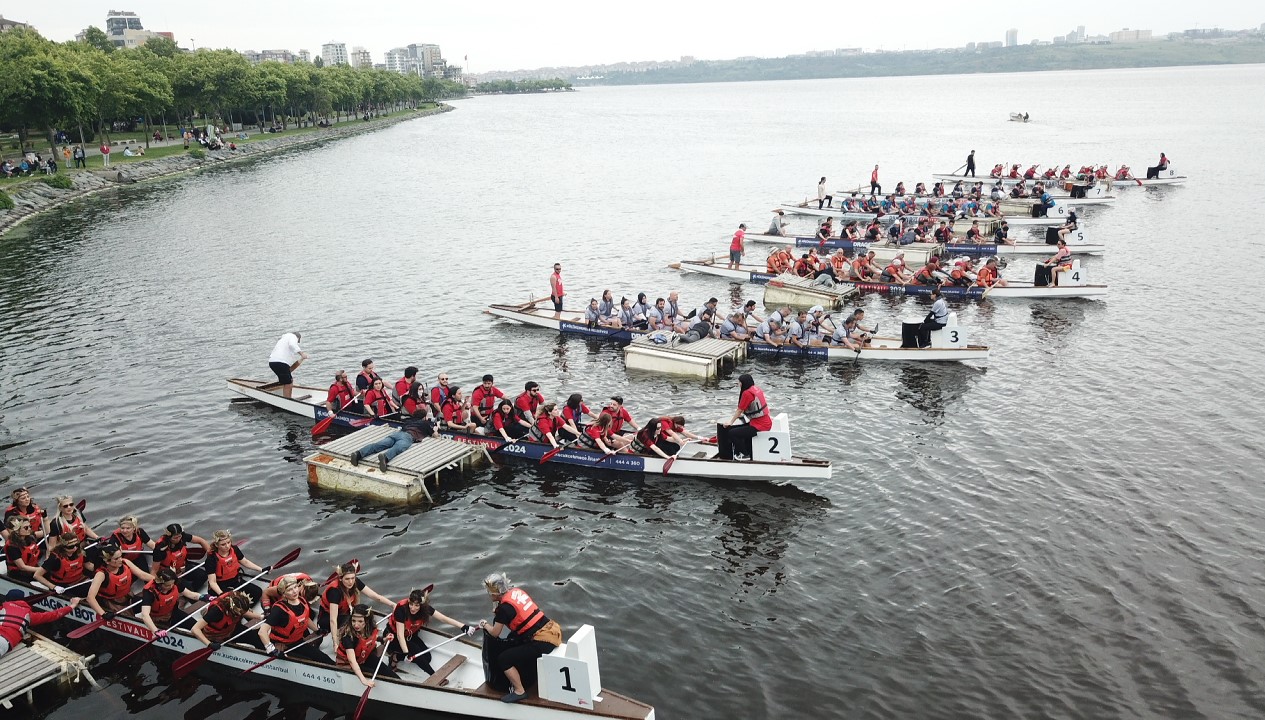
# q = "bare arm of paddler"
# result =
<box><xmin>87</xmin><ymin>555</ymin><xmax>154</xmax><ymax>616</ymax></box>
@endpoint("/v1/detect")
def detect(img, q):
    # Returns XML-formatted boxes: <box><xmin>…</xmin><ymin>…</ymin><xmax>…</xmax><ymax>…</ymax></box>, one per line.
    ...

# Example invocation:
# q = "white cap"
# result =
<box><xmin>808</xmin><ymin>305</ymin><xmax>824</xmax><ymax>315</ymax></box>
<box><xmin>892</xmin><ymin>258</ymin><xmax>903</xmax><ymax>266</ymax></box>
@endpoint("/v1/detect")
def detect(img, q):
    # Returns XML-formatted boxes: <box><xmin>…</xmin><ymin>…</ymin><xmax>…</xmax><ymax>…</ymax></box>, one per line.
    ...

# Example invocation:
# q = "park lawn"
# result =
<box><xmin>105</xmin><ymin>144</ymin><xmax>192</xmax><ymax>165</ymax></box>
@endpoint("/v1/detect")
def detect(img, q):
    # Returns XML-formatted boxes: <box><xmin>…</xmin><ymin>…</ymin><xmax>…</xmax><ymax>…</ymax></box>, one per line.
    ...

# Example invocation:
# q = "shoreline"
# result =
<box><xmin>0</xmin><ymin>105</ymin><xmax>453</xmax><ymax>238</ymax></box>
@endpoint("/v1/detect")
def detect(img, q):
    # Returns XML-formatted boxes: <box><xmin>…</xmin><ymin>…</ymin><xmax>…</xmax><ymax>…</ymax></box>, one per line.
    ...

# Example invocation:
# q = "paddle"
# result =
<box><xmin>19</xmin><ymin>578</ymin><xmax>92</xmax><ymax>604</ymax></box>
<box><xmin>312</xmin><ymin>392</ymin><xmax>362</xmax><ymax>436</ymax></box>
<box><xmin>115</xmin><ymin>564</ymin><xmax>222</xmax><ymax>664</ymax></box>
<box><xmin>594</xmin><ymin>449</ymin><xmax>619</xmax><ymax>465</ymax></box>
<box><xmin>539</xmin><ymin>439</ymin><xmax>579</xmax><ymax>464</ymax></box>
<box><xmin>239</xmin><ymin>630</ymin><xmax>329</xmax><ymax>675</ymax></box>
<box><xmin>351</xmin><ymin>632</ymin><xmax>395</xmax><ymax>720</ymax></box>
<box><xmin>171</xmin><ymin>620</ymin><xmax>266</xmax><ymax>679</ymax></box>
<box><xmin>68</xmin><ymin>598</ymin><xmax>144</xmax><ymax>639</ymax></box>
<box><xmin>661</xmin><ymin>455</ymin><xmax>679</xmax><ymax>475</ymax></box>
<box><xmin>406</xmin><ymin>630</ymin><xmax>472</xmax><ymax>662</ymax></box>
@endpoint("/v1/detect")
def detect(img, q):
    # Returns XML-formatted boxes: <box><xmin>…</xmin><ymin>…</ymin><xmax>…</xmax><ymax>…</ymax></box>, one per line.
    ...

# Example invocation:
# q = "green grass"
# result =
<box><xmin>106</xmin><ymin>144</ymin><xmax>194</xmax><ymax>164</ymax></box>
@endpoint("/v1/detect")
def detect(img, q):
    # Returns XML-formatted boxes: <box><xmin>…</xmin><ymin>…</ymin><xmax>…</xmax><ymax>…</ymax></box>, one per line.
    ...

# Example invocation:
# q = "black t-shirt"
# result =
<box><xmin>202</xmin><ymin>605</ymin><xmax>230</xmax><ymax>626</ymax></box>
<box><xmin>141</xmin><ymin>583</ymin><xmax>184</xmax><ymax>607</ymax></box>
<box><xmin>203</xmin><ymin>546</ymin><xmax>245</xmax><ymax>580</ymax></box>
<box><xmin>321</xmin><ymin>579</ymin><xmax>366</xmax><ymax>616</ymax></box>
<box><xmin>392</xmin><ymin>603</ymin><xmax>435</xmax><ymax>635</ymax></box>
<box><xmin>153</xmin><ymin>532</ymin><xmax>195</xmax><ymax>564</ymax></box>
<box><xmin>402</xmin><ymin>417</ymin><xmax>436</xmax><ymax>442</ymax></box>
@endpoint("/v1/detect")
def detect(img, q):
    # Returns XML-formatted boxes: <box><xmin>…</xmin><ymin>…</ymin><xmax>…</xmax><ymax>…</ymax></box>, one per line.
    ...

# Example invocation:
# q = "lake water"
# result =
<box><xmin>3</xmin><ymin>64</ymin><xmax>1265</xmax><ymax>720</ymax></box>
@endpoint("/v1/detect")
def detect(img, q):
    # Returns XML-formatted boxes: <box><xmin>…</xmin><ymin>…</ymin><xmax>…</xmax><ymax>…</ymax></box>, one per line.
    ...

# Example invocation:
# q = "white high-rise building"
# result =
<box><xmin>322</xmin><ymin>41</ymin><xmax>349</xmax><ymax>66</ymax></box>
<box><xmin>1005</xmin><ymin>28</ymin><xmax>1018</xmax><ymax>47</ymax></box>
<box><xmin>298</xmin><ymin>49</ymin><xmax>311</xmax><ymax>63</ymax></box>
<box><xmin>350</xmin><ymin>46</ymin><xmax>373</xmax><ymax>68</ymax></box>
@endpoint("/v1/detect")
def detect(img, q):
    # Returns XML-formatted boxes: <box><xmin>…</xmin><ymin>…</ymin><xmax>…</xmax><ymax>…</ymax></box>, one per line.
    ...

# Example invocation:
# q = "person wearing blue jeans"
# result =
<box><xmin>349</xmin><ymin>410</ymin><xmax>436</xmax><ymax>472</ymax></box>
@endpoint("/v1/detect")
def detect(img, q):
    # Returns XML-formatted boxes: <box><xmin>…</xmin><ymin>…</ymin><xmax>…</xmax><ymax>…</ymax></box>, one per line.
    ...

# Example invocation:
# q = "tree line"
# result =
<box><xmin>0</xmin><ymin>28</ymin><xmax>468</xmax><ymax>154</ymax></box>
<box><xmin>473</xmin><ymin>78</ymin><xmax>572</xmax><ymax>94</ymax></box>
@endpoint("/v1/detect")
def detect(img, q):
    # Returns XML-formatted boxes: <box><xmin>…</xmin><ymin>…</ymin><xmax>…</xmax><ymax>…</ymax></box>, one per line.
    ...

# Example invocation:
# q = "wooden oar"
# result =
<box><xmin>311</xmin><ymin>392</ymin><xmax>361</xmax><ymax>436</ymax></box>
<box><xmin>351</xmin><ymin>633</ymin><xmax>395</xmax><ymax>720</ymax></box>
<box><xmin>67</xmin><ymin>598</ymin><xmax>144</xmax><ymax>639</ymax></box>
<box><xmin>171</xmin><ymin>620</ymin><xmax>265</xmax><ymax>679</ymax></box>
<box><xmin>238</xmin><ymin>630</ymin><xmax>329</xmax><ymax>675</ymax></box>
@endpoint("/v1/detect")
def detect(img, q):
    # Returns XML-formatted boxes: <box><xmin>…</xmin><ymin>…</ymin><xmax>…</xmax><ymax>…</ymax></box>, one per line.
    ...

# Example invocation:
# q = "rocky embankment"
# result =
<box><xmin>0</xmin><ymin>105</ymin><xmax>451</xmax><ymax>236</ymax></box>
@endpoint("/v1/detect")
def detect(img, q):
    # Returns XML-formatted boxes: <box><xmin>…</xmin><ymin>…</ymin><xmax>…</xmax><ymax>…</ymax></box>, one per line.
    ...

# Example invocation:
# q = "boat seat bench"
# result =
<box><xmin>422</xmin><ymin>654</ymin><xmax>466</xmax><ymax>687</ymax></box>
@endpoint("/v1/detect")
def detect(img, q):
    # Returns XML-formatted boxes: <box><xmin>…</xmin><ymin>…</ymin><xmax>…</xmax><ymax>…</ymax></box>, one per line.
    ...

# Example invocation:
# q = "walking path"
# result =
<box><xmin>0</xmin><ymin>106</ymin><xmax>451</xmax><ymax>237</ymax></box>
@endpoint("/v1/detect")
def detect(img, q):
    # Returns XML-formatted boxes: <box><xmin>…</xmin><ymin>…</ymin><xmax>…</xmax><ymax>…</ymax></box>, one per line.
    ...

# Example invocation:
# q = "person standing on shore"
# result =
<box><xmin>548</xmin><ymin>263</ymin><xmax>564</xmax><ymax>317</ymax></box>
<box><xmin>268</xmin><ymin>332</ymin><xmax>309</xmax><ymax>398</ymax></box>
<box><xmin>965</xmin><ymin>150</ymin><xmax>976</xmax><ymax>177</ymax></box>
<box><xmin>870</xmin><ymin>165</ymin><xmax>881</xmax><ymax>196</ymax></box>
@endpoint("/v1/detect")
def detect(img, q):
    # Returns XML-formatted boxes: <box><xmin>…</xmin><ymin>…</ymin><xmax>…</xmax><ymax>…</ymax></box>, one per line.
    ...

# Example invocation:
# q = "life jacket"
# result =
<box><xmin>529</xmin><ymin>414</ymin><xmax>557</xmax><ymax>441</ymax></box>
<box><xmin>156</xmin><ymin>538</ymin><xmax>189</xmax><ymax>573</ymax></box>
<box><xmin>393</xmin><ymin>599</ymin><xmax>429</xmax><ymax>638</ymax></box>
<box><xmin>881</xmin><ymin>264</ymin><xmax>901</xmax><ymax>281</ymax></box>
<box><xmin>514</xmin><ymin>392</ymin><xmax>539</xmax><ymax>422</ymax></box>
<box><xmin>976</xmin><ymin>266</ymin><xmax>998</xmax><ymax>287</ymax></box>
<box><xmin>329</xmin><ymin>381</ymin><xmax>355</xmax><ymax>410</ymax></box>
<box><xmin>336</xmin><ymin>626</ymin><xmax>380</xmax><ymax>666</ymax></box>
<box><xmin>210</xmin><ymin>548</ymin><xmax>241</xmax><ymax>584</ymax></box>
<box><xmin>1024</xmin><ymin>167</ymin><xmax>1037</xmax><ymax>179</ymax></box>
<box><xmin>144</xmin><ymin>580</ymin><xmax>181</xmax><ymax>619</ymax></box>
<box><xmin>264</xmin><ymin>572</ymin><xmax>313</xmax><ymax>608</ymax></box>
<box><xmin>47</xmin><ymin>552</ymin><xmax>85</xmax><ymax>585</ymax></box>
<box><xmin>112</xmin><ymin>529</ymin><xmax>145</xmax><ymax>563</ymax></box>
<box><xmin>4</xmin><ymin>504</ymin><xmax>43</xmax><ymax>534</ymax></box>
<box><xmin>499</xmin><ymin>588</ymin><xmax>546</xmax><ymax>637</ymax></box>
<box><xmin>830</xmin><ymin>255</ymin><xmax>847</xmax><ymax>275</ymax></box>
<box><xmin>914</xmin><ymin>267</ymin><xmax>938</xmax><ymax>284</ymax></box>
<box><xmin>357</xmin><ymin>369</ymin><xmax>382</xmax><ymax>389</ymax></box>
<box><xmin>202</xmin><ymin>604</ymin><xmax>242</xmax><ymax>640</ymax></box>
<box><xmin>269</xmin><ymin>600</ymin><xmax>311</xmax><ymax>644</ymax></box>
<box><xmin>793</xmin><ymin>258</ymin><xmax>812</xmax><ymax>277</ymax></box>
<box><xmin>320</xmin><ymin>580</ymin><xmax>360</xmax><ymax>617</ymax></box>
<box><xmin>441</xmin><ymin>397</ymin><xmax>467</xmax><ymax>426</ymax></box>
<box><xmin>579</xmin><ymin>424</ymin><xmax>606</xmax><ymax>449</ymax></box>
<box><xmin>402</xmin><ymin>396</ymin><xmax>419</xmax><ymax>415</ymax></box>
<box><xmin>364</xmin><ymin>388</ymin><xmax>394</xmax><ymax>416</ymax></box>
<box><xmin>741</xmin><ymin>387</ymin><xmax>770</xmax><ymax>424</ymax></box>
<box><xmin>6</xmin><ymin>538</ymin><xmax>41</xmax><ymax>576</ymax></box>
<box><xmin>50</xmin><ymin>513</ymin><xmax>87</xmax><ymax>544</ymax></box>
<box><xmin>630</xmin><ymin>424</ymin><xmax>659</xmax><ymax>454</ymax></box>
<box><xmin>472</xmin><ymin>386</ymin><xmax>501</xmax><ymax>415</ymax></box>
<box><xmin>96</xmin><ymin>564</ymin><xmax>134</xmax><ymax>603</ymax></box>
<box><xmin>394</xmin><ymin>377</ymin><xmax>412</xmax><ymax>400</ymax></box>
<box><xmin>1114</xmin><ymin>168</ymin><xmax>1129</xmax><ymax>180</ymax></box>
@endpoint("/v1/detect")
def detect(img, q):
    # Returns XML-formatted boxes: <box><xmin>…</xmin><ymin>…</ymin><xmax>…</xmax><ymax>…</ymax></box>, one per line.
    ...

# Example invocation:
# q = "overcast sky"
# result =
<box><xmin>20</xmin><ymin>1</ymin><xmax>1264</xmax><ymax>72</ymax></box>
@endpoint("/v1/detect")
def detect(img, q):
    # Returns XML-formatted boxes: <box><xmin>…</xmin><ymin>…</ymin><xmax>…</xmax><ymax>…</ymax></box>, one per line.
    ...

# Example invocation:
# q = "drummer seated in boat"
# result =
<box><xmin>1043</xmin><ymin>240</ymin><xmax>1074</xmax><ymax>286</ymax></box>
<box><xmin>584</xmin><ymin>298</ymin><xmax>622</xmax><ymax>329</ymax></box>
<box><xmin>975</xmin><ymin>258</ymin><xmax>1009</xmax><ymax>287</ymax></box>
<box><xmin>718</xmin><ymin>312</ymin><xmax>750</xmax><ymax>341</ymax></box>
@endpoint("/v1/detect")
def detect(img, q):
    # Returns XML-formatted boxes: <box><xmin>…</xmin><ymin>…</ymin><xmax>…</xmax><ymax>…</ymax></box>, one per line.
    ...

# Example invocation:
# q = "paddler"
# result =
<box><xmin>355</xmin><ymin>358</ymin><xmax>383</xmax><ymax>393</ymax></box>
<box><xmin>86</xmin><ymin>543</ymin><xmax>155</xmax><ymax>617</ymax></box>
<box><xmin>560</xmin><ymin>394</ymin><xmax>597</xmax><ymax>440</ymax></box>
<box><xmin>192</xmin><ymin>590</ymin><xmax>262</xmax><ymax>648</ymax></box>
<box><xmin>3</xmin><ymin>516</ymin><xmax>42</xmax><ymax>582</ymax></box>
<box><xmin>394</xmin><ymin>366</ymin><xmax>419</xmax><ymax>406</ymax></box>
<box><xmin>204</xmin><ymin>529</ymin><xmax>266</xmax><ymax>606</ymax></box>
<box><xmin>268</xmin><ymin>331</ymin><xmax>309</xmax><ymax>399</ymax></box>
<box><xmin>262</xmin><ymin>571</ymin><xmax>319</xmax><ymax>608</ymax></box>
<box><xmin>34</xmin><ymin>533</ymin><xmax>90</xmax><ymax>597</ymax></box>
<box><xmin>578</xmin><ymin>413</ymin><xmax>622</xmax><ymax>455</ymax></box>
<box><xmin>441</xmin><ymin>386</ymin><xmax>479</xmax><ymax>434</ymax></box>
<box><xmin>827</xmin><ymin>317</ymin><xmax>865</xmax><ymax>352</ymax></box>
<box><xmin>363</xmin><ymin>377</ymin><xmax>398</xmax><ymax>417</ymax></box>
<box><xmin>716</xmin><ymin>373</ymin><xmax>772</xmax><ymax>461</ymax></box>
<box><xmin>259</xmin><ymin>576</ymin><xmax>336</xmax><ymax>663</ymax></box>
<box><xmin>4</xmin><ymin>487</ymin><xmax>45</xmax><ymax>540</ymax></box>
<box><xmin>476</xmin><ymin>572</ymin><xmax>564</xmax><ymax>703</ymax></box>
<box><xmin>718</xmin><ymin>311</ymin><xmax>751</xmax><ymax>341</ymax></box>
<box><xmin>109</xmin><ymin>515</ymin><xmax>155</xmax><ymax>572</ymax></box>
<box><xmin>47</xmin><ymin>494</ymin><xmax>98</xmax><ymax>554</ymax></box>
<box><xmin>514</xmin><ymin>381</ymin><xmax>544</xmax><ymax>431</ymax></box>
<box><xmin>630</xmin><ymin>418</ymin><xmax>675</xmax><ymax>459</ymax></box>
<box><xmin>528</xmin><ymin>403</ymin><xmax>565</xmax><ymax>448</ymax></box>
<box><xmin>599</xmin><ymin>397</ymin><xmax>636</xmax><ymax>449</ymax></box>
<box><xmin>320</xmin><ymin>562</ymin><xmax>395</xmax><ymax>633</ymax></box>
<box><xmin>768</xmin><ymin>209</ymin><xmax>788</xmax><ymax>236</ymax></box>
<box><xmin>489</xmin><ymin>400</ymin><xmax>526</xmax><ymax>441</ymax></box>
<box><xmin>880</xmin><ymin>254</ymin><xmax>912</xmax><ymax>284</ymax></box>
<box><xmin>428</xmin><ymin>373</ymin><xmax>453</xmax><ymax>415</ymax></box>
<box><xmin>389</xmin><ymin>588</ymin><xmax>475</xmax><ymax>674</ymax></box>
<box><xmin>139</xmin><ymin>566</ymin><xmax>204</xmax><ymax>634</ymax></box>
<box><xmin>325</xmin><ymin>370</ymin><xmax>359</xmax><ymax>413</ymax></box>
<box><xmin>337</xmin><ymin>604</ymin><xmax>398</xmax><ymax>687</ymax></box>
<box><xmin>470</xmin><ymin>374</ymin><xmax>505</xmax><ymax>428</ymax></box>
<box><xmin>153</xmin><ymin>523</ymin><xmax>211</xmax><ymax>590</ymax></box>
<box><xmin>976</xmin><ymin>258</ymin><xmax>1009</xmax><ymax>287</ymax></box>
<box><xmin>349</xmin><ymin>406</ymin><xmax>438</xmax><ymax>472</ymax></box>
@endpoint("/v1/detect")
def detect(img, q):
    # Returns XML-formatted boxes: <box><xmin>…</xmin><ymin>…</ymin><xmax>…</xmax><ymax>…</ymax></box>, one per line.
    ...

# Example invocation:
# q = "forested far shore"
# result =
<box><xmin>0</xmin><ymin>28</ymin><xmax>467</xmax><ymax>154</ymax></box>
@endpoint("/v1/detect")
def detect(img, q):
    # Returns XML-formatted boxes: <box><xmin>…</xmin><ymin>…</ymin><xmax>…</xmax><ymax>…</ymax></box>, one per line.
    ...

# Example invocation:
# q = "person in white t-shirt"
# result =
<box><xmin>268</xmin><ymin>332</ymin><xmax>310</xmax><ymax>398</ymax></box>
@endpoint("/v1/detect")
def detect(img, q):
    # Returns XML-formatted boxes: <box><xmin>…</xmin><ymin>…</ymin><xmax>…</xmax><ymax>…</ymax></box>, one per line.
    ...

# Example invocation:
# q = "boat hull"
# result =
<box><xmin>848</xmin><ymin>280</ymin><xmax>1107</xmax><ymax>299</ymax></box>
<box><xmin>743</xmin><ymin>234</ymin><xmax>1101</xmax><ymax>256</ymax></box>
<box><xmin>746</xmin><ymin>341</ymin><xmax>988</xmax><ymax>362</ymax></box>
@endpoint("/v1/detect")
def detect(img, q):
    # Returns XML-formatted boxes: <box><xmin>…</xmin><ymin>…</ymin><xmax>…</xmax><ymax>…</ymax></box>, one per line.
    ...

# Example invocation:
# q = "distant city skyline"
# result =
<box><xmin>16</xmin><ymin>1</ymin><xmax>1264</xmax><ymax>71</ymax></box>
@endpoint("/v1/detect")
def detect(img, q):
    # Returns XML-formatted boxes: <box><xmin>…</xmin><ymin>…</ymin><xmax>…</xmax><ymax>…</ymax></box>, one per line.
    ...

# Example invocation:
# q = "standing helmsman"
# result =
<box><xmin>476</xmin><ymin>572</ymin><xmax>564</xmax><ymax>704</ymax></box>
<box><xmin>268</xmin><ymin>332</ymin><xmax>309</xmax><ymax>399</ymax></box>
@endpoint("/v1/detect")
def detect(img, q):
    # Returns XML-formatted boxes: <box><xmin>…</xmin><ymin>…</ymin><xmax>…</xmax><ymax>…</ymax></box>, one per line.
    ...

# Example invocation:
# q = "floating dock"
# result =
<box><xmin>623</xmin><ymin>334</ymin><xmax>745</xmax><ymax>380</ymax></box>
<box><xmin>304</xmin><ymin>425</ymin><xmax>490</xmax><ymax>502</ymax></box>
<box><xmin>762</xmin><ymin>274</ymin><xmax>855</xmax><ymax>309</ymax></box>
<box><xmin>0</xmin><ymin>632</ymin><xmax>98</xmax><ymax>710</ymax></box>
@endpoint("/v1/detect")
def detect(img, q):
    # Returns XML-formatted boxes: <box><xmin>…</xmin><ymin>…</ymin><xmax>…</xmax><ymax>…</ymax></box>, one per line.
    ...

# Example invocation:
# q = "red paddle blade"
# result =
<box><xmin>538</xmin><ymin>447</ymin><xmax>563</xmax><ymax>464</ymax></box>
<box><xmin>66</xmin><ymin>618</ymin><xmax>104</xmax><ymax>639</ymax></box>
<box><xmin>352</xmin><ymin>685</ymin><xmax>374</xmax><ymax>720</ymax></box>
<box><xmin>271</xmin><ymin>547</ymin><xmax>302</xmax><ymax>572</ymax></box>
<box><xmin>311</xmin><ymin>414</ymin><xmax>336</xmax><ymax>436</ymax></box>
<box><xmin>662</xmin><ymin>457</ymin><xmax>676</xmax><ymax>475</ymax></box>
<box><xmin>171</xmin><ymin>645</ymin><xmax>216</xmax><ymax>679</ymax></box>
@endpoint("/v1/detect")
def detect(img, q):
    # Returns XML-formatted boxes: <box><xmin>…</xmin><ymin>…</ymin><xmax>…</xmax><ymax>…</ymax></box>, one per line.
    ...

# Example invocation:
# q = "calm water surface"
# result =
<box><xmin>2</xmin><ymin>64</ymin><xmax>1265</xmax><ymax>720</ymax></box>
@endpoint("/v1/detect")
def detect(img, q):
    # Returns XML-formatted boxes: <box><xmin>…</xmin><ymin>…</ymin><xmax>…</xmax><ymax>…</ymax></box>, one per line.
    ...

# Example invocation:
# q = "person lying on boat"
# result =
<box><xmin>349</xmin><ymin>408</ymin><xmax>438</xmax><ymax>472</ymax></box>
<box><xmin>326</xmin><ymin>370</ymin><xmax>362</xmax><ymax>414</ymax></box>
<box><xmin>336</xmin><ymin>604</ymin><xmax>398</xmax><ymax>687</ymax></box>
<box><xmin>881</xmin><ymin>255</ymin><xmax>912</xmax><ymax>284</ymax></box>
<box><xmin>191</xmin><ymin>590</ymin><xmax>262</xmax><ymax>649</ymax></box>
<box><xmin>528</xmin><ymin>403</ymin><xmax>565</xmax><ymax>448</ymax></box>
<box><xmin>0</xmin><ymin>589</ymin><xmax>79</xmax><ymax>660</ymax></box>
<box><xmin>681</xmin><ymin>310</ymin><xmax>717</xmax><ymax>344</ymax></box>
<box><xmin>319</xmin><ymin>562</ymin><xmax>395</xmax><ymax>634</ymax></box>
<box><xmin>1056</xmin><ymin>210</ymin><xmax>1079</xmax><ymax>241</ymax></box>
<box><xmin>768</xmin><ymin>209</ymin><xmax>788</xmax><ymax>236</ymax></box>
<box><xmin>259</xmin><ymin>576</ymin><xmax>336</xmax><ymax>665</ymax></box>
<box><xmin>1042</xmin><ymin>239</ymin><xmax>1074</xmax><ymax>286</ymax></box>
<box><xmin>441</xmin><ymin>387</ymin><xmax>480</xmax><ymax>434</ymax></box>
<box><xmin>753</xmin><ymin>317</ymin><xmax>785</xmax><ymax>346</ymax></box>
<box><xmin>718</xmin><ymin>311</ymin><xmax>751</xmax><ymax>341</ymax></box>
<box><xmin>976</xmin><ymin>258</ymin><xmax>1009</xmax><ymax>287</ymax></box>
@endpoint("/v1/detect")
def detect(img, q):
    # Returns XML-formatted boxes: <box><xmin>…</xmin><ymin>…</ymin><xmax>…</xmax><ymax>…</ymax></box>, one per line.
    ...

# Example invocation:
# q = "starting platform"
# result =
<box><xmin>762</xmin><ymin>273</ymin><xmax>856</xmax><ymax>310</ymax></box>
<box><xmin>0</xmin><ymin>633</ymin><xmax>98</xmax><ymax>710</ymax></box>
<box><xmin>623</xmin><ymin>334</ymin><xmax>745</xmax><ymax>380</ymax></box>
<box><xmin>304</xmin><ymin>425</ymin><xmax>490</xmax><ymax>503</ymax></box>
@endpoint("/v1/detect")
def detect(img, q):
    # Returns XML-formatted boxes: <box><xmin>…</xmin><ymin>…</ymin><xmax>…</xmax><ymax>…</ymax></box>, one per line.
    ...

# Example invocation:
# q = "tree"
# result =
<box><xmin>79</xmin><ymin>26</ymin><xmax>115</xmax><ymax>54</ymax></box>
<box><xmin>143</xmin><ymin>36</ymin><xmax>179</xmax><ymax>58</ymax></box>
<box><xmin>0</xmin><ymin>31</ymin><xmax>98</xmax><ymax>153</ymax></box>
<box><xmin>314</xmin><ymin>55</ymin><xmax>324</xmax><ymax>68</ymax></box>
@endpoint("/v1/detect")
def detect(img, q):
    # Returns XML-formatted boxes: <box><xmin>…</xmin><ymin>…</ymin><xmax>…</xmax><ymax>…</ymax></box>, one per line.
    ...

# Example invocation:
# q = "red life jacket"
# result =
<box><xmin>320</xmin><ymin>580</ymin><xmax>359</xmax><ymax>616</ymax></box>
<box><xmin>442</xmin><ymin>398</ymin><xmax>467</xmax><ymax>425</ymax></box>
<box><xmin>211</xmin><ymin>548</ymin><xmax>241</xmax><ymax>584</ymax></box>
<box><xmin>329</xmin><ymin>381</ymin><xmax>355</xmax><ymax>409</ymax></box>
<box><xmin>4</xmin><ymin>503</ymin><xmax>43</xmax><ymax>534</ymax></box>
<box><xmin>6</xmin><ymin>539</ymin><xmax>41</xmax><ymax>573</ymax></box>
<box><xmin>365</xmin><ymin>388</ymin><xmax>393</xmax><ymax>416</ymax></box>
<box><xmin>269</xmin><ymin>600</ymin><xmax>311</xmax><ymax>644</ymax></box>
<box><xmin>499</xmin><ymin>588</ymin><xmax>546</xmax><ymax>637</ymax></box>
<box><xmin>264</xmin><ymin>572</ymin><xmax>313</xmax><ymax>608</ymax></box>
<box><xmin>157</xmin><ymin>540</ymin><xmax>189</xmax><ymax>573</ymax></box>
<box><xmin>144</xmin><ymin>580</ymin><xmax>180</xmax><ymax>619</ymax></box>
<box><xmin>394</xmin><ymin>377</ymin><xmax>412</xmax><ymax>399</ymax></box>
<box><xmin>203</xmin><ymin>603</ymin><xmax>242</xmax><ymax>639</ymax></box>
<box><xmin>336</xmin><ymin>627</ymin><xmax>380</xmax><ymax>665</ymax></box>
<box><xmin>112</xmin><ymin>529</ymin><xmax>145</xmax><ymax>562</ymax></box>
<box><xmin>393</xmin><ymin>599</ymin><xmax>428</xmax><ymax>638</ymax></box>
<box><xmin>402</xmin><ymin>396</ymin><xmax>419</xmax><ymax>415</ymax></box>
<box><xmin>96</xmin><ymin>564</ymin><xmax>134</xmax><ymax>603</ymax></box>
<box><xmin>472</xmin><ymin>386</ymin><xmax>501</xmax><ymax>415</ymax></box>
<box><xmin>357</xmin><ymin>369</ymin><xmax>382</xmax><ymax>389</ymax></box>
<box><xmin>51</xmin><ymin>513</ymin><xmax>87</xmax><ymax>543</ymax></box>
<box><xmin>47</xmin><ymin>552</ymin><xmax>85</xmax><ymax>585</ymax></box>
